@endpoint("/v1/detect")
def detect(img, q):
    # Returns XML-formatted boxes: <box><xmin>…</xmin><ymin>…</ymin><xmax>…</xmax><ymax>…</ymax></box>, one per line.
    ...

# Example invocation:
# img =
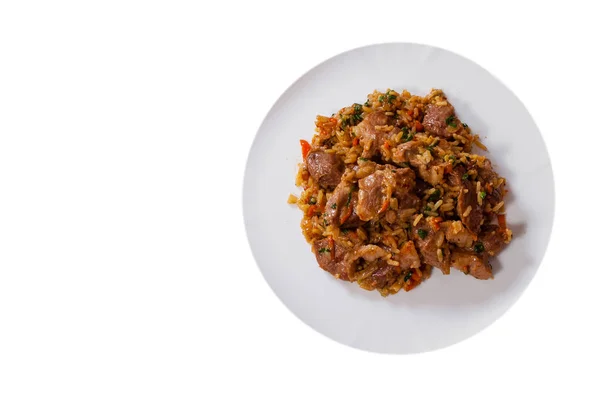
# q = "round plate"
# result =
<box><xmin>243</xmin><ymin>43</ymin><xmax>554</xmax><ymax>354</ymax></box>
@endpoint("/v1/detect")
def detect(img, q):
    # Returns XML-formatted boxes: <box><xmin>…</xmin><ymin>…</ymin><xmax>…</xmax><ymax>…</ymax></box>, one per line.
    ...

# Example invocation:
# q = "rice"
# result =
<box><xmin>292</xmin><ymin>87</ymin><xmax>512</xmax><ymax>296</ymax></box>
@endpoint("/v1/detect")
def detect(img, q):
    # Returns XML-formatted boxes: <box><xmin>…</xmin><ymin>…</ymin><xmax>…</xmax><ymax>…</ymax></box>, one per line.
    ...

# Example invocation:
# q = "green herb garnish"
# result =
<box><xmin>378</xmin><ymin>95</ymin><xmax>384</xmax><ymax>102</ymax></box>
<box><xmin>462</xmin><ymin>173</ymin><xmax>469</xmax><ymax>180</ymax></box>
<box><xmin>341</xmin><ymin>228</ymin><xmax>349</xmax><ymax>234</ymax></box>
<box><xmin>331</xmin><ymin>203</ymin><xmax>337</xmax><ymax>209</ymax></box>
<box><xmin>429</xmin><ymin>189</ymin><xmax>441</xmax><ymax>202</ymax></box>
<box><xmin>318</xmin><ymin>248</ymin><xmax>331</xmax><ymax>254</ymax></box>
<box><xmin>445</xmin><ymin>115</ymin><xmax>457</xmax><ymax>128</ymax></box>
<box><xmin>404</xmin><ymin>271</ymin><xmax>413</xmax><ymax>282</ymax></box>
<box><xmin>479</xmin><ymin>191</ymin><xmax>487</xmax><ymax>199</ymax></box>
<box><xmin>364</xmin><ymin>100</ymin><xmax>370</xmax><ymax>107</ymax></box>
<box><xmin>474</xmin><ymin>242</ymin><xmax>484</xmax><ymax>253</ymax></box>
<box><xmin>462</xmin><ymin>123</ymin><xmax>468</xmax><ymax>128</ymax></box>
<box><xmin>388</xmin><ymin>94</ymin><xmax>397</xmax><ymax>103</ymax></box>
<box><xmin>417</xmin><ymin>229</ymin><xmax>428</xmax><ymax>239</ymax></box>
<box><xmin>354</xmin><ymin>103</ymin><xmax>362</xmax><ymax>112</ymax></box>
<box><xmin>346</xmin><ymin>193</ymin><xmax>352</xmax><ymax>207</ymax></box>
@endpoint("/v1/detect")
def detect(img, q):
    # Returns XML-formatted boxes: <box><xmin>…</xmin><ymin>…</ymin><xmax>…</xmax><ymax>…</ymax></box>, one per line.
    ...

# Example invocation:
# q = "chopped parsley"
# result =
<box><xmin>341</xmin><ymin>228</ymin><xmax>349</xmax><ymax>234</ymax></box>
<box><xmin>479</xmin><ymin>191</ymin><xmax>487</xmax><ymax>199</ymax></box>
<box><xmin>474</xmin><ymin>242</ymin><xmax>484</xmax><ymax>253</ymax></box>
<box><xmin>404</xmin><ymin>271</ymin><xmax>413</xmax><ymax>282</ymax></box>
<box><xmin>398</xmin><ymin>162</ymin><xmax>410</xmax><ymax>168</ymax></box>
<box><xmin>378</xmin><ymin>95</ymin><xmax>384</xmax><ymax>102</ymax></box>
<box><xmin>429</xmin><ymin>189</ymin><xmax>441</xmax><ymax>202</ymax></box>
<box><xmin>462</xmin><ymin>173</ymin><xmax>469</xmax><ymax>180</ymax></box>
<box><xmin>388</xmin><ymin>94</ymin><xmax>397</xmax><ymax>103</ymax></box>
<box><xmin>331</xmin><ymin>203</ymin><xmax>337</xmax><ymax>209</ymax></box>
<box><xmin>346</xmin><ymin>192</ymin><xmax>352</xmax><ymax>207</ymax></box>
<box><xmin>309</xmin><ymin>197</ymin><xmax>317</xmax><ymax>204</ymax></box>
<box><xmin>404</xmin><ymin>133</ymin><xmax>414</xmax><ymax>142</ymax></box>
<box><xmin>318</xmin><ymin>247</ymin><xmax>331</xmax><ymax>254</ymax></box>
<box><xmin>445</xmin><ymin>115</ymin><xmax>457</xmax><ymax>128</ymax></box>
<box><xmin>417</xmin><ymin>229</ymin><xmax>428</xmax><ymax>239</ymax></box>
<box><xmin>462</xmin><ymin>123</ymin><xmax>468</xmax><ymax>128</ymax></box>
<box><xmin>353</xmin><ymin>103</ymin><xmax>362</xmax><ymax>112</ymax></box>
<box><xmin>364</xmin><ymin>100</ymin><xmax>371</xmax><ymax>107</ymax></box>
<box><xmin>352</xmin><ymin>113</ymin><xmax>363</xmax><ymax>123</ymax></box>
<box><xmin>359</xmin><ymin>157</ymin><xmax>368</xmax><ymax>161</ymax></box>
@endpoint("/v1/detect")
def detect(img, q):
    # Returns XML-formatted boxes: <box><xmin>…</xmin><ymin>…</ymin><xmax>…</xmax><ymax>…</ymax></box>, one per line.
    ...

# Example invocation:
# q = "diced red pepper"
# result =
<box><xmin>352</xmin><ymin>137</ymin><xmax>359</xmax><ymax>146</ymax></box>
<box><xmin>307</xmin><ymin>205</ymin><xmax>317</xmax><ymax>217</ymax></box>
<box><xmin>415</xmin><ymin>120</ymin><xmax>424</xmax><ymax>132</ymax></box>
<box><xmin>300</xmin><ymin>139</ymin><xmax>311</xmax><ymax>159</ymax></box>
<box><xmin>498</xmin><ymin>214</ymin><xmax>507</xmax><ymax>230</ymax></box>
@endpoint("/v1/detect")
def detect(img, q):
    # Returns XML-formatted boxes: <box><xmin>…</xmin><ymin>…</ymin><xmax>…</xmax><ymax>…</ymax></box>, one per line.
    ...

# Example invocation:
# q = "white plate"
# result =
<box><xmin>243</xmin><ymin>43</ymin><xmax>554</xmax><ymax>354</ymax></box>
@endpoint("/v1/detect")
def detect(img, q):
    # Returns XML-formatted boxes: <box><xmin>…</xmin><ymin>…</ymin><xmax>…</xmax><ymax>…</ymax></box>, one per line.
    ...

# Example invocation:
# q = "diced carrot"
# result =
<box><xmin>407</xmin><ymin>109</ymin><xmax>414</xmax><ymax>117</ymax></box>
<box><xmin>415</xmin><ymin>120</ymin><xmax>424</xmax><ymax>132</ymax></box>
<box><xmin>328</xmin><ymin>235</ymin><xmax>335</xmax><ymax>259</ymax></box>
<box><xmin>300</xmin><ymin>139</ymin><xmax>311</xmax><ymax>159</ymax></box>
<box><xmin>307</xmin><ymin>205</ymin><xmax>317</xmax><ymax>217</ymax></box>
<box><xmin>352</xmin><ymin>137</ymin><xmax>359</xmax><ymax>146</ymax></box>
<box><xmin>431</xmin><ymin>216</ymin><xmax>443</xmax><ymax>231</ymax></box>
<box><xmin>498</xmin><ymin>214</ymin><xmax>507</xmax><ymax>230</ymax></box>
<box><xmin>340</xmin><ymin>203</ymin><xmax>353</xmax><ymax>225</ymax></box>
<box><xmin>383</xmin><ymin>140</ymin><xmax>390</xmax><ymax>150</ymax></box>
<box><xmin>378</xmin><ymin>199</ymin><xmax>390</xmax><ymax>214</ymax></box>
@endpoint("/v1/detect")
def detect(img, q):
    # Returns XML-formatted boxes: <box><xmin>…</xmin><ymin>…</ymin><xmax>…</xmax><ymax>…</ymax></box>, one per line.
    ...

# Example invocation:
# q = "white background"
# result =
<box><xmin>0</xmin><ymin>1</ymin><xmax>598</xmax><ymax>396</ymax></box>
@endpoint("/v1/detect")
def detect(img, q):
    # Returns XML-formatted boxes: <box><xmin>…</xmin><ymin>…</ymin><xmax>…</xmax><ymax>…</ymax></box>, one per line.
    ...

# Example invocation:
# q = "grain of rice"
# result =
<box><xmin>436</xmin><ymin>248</ymin><xmax>443</xmax><ymax>262</ymax></box>
<box><xmin>463</xmin><ymin>205</ymin><xmax>472</xmax><ymax>217</ymax></box>
<box><xmin>492</xmin><ymin>201</ymin><xmax>505</xmax><ymax>212</ymax></box>
<box><xmin>287</xmin><ymin>194</ymin><xmax>298</xmax><ymax>204</ymax></box>
<box><xmin>433</xmin><ymin>200</ymin><xmax>443</xmax><ymax>211</ymax></box>
<box><xmin>413</xmin><ymin>214</ymin><xmax>423</xmax><ymax>226</ymax></box>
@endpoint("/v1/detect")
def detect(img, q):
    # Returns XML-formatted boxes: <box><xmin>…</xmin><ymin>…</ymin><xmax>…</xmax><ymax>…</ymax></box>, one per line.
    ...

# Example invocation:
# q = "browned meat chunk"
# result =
<box><xmin>422</xmin><ymin>103</ymin><xmax>464</xmax><ymax>138</ymax></box>
<box><xmin>323</xmin><ymin>181</ymin><xmax>364</xmax><ymax>228</ymax></box>
<box><xmin>477</xmin><ymin>159</ymin><xmax>505</xmax><ymax>208</ymax></box>
<box><xmin>441</xmin><ymin>221</ymin><xmax>474</xmax><ymax>248</ymax></box>
<box><xmin>356</xmin><ymin>166</ymin><xmax>415</xmax><ymax>221</ymax></box>
<box><xmin>448</xmin><ymin>164</ymin><xmax>466</xmax><ymax>187</ymax></box>
<box><xmin>479</xmin><ymin>224</ymin><xmax>509</xmax><ymax>256</ymax></box>
<box><xmin>411</xmin><ymin>216</ymin><xmax>451</xmax><ymax>274</ymax></box>
<box><xmin>392</xmin><ymin>140</ymin><xmax>422</xmax><ymax>163</ymax></box>
<box><xmin>397</xmin><ymin>192</ymin><xmax>420</xmax><ymax>210</ymax></box>
<box><xmin>395</xmin><ymin>241</ymin><xmax>421</xmax><ymax>270</ymax></box>
<box><xmin>415</xmin><ymin>160</ymin><xmax>446</xmax><ymax>186</ymax></box>
<box><xmin>457</xmin><ymin>180</ymin><xmax>483</xmax><ymax>234</ymax></box>
<box><xmin>356</xmin><ymin>111</ymin><xmax>396</xmax><ymax>158</ymax></box>
<box><xmin>361</xmin><ymin>262</ymin><xmax>402</xmax><ymax>290</ymax></box>
<box><xmin>306</xmin><ymin>149</ymin><xmax>344</xmax><ymax>188</ymax></box>
<box><xmin>313</xmin><ymin>238</ymin><xmax>354</xmax><ymax>280</ymax></box>
<box><xmin>450</xmin><ymin>250</ymin><xmax>492</xmax><ymax>280</ymax></box>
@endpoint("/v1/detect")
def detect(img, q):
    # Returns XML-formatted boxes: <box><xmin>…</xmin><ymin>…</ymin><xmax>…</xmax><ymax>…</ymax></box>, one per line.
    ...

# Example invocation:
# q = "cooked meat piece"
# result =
<box><xmin>457</xmin><ymin>180</ymin><xmax>483</xmax><ymax>234</ymax></box>
<box><xmin>477</xmin><ymin>159</ymin><xmax>505</xmax><ymax>208</ymax></box>
<box><xmin>450</xmin><ymin>250</ymin><xmax>492</xmax><ymax>280</ymax></box>
<box><xmin>397</xmin><ymin>192</ymin><xmax>420</xmax><ymax>210</ymax></box>
<box><xmin>395</xmin><ymin>241</ymin><xmax>421</xmax><ymax>270</ymax></box>
<box><xmin>479</xmin><ymin>224</ymin><xmax>509</xmax><ymax>256</ymax></box>
<box><xmin>448</xmin><ymin>164</ymin><xmax>466</xmax><ymax>187</ymax></box>
<box><xmin>391</xmin><ymin>140</ymin><xmax>422</xmax><ymax>163</ymax></box>
<box><xmin>356</xmin><ymin>111</ymin><xmax>396</xmax><ymax>158</ymax></box>
<box><xmin>362</xmin><ymin>262</ymin><xmax>402</xmax><ymax>290</ymax></box>
<box><xmin>306</xmin><ymin>149</ymin><xmax>344</xmax><ymax>188</ymax></box>
<box><xmin>441</xmin><ymin>221</ymin><xmax>474</xmax><ymax>248</ymax></box>
<box><xmin>411</xmin><ymin>216</ymin><xmax>451</xmax><ymax>274</ymax></box>
<box><xmin>313</xmin><ymin>238</ymin><xmax>354</xmax><ymax>281</ymax></box>
<box><xmin>415</xmin><ymin>160</ymin><xmax>446</xmax><ymax>186</ymax></box>
<box><xmin>323</xmin><ymin>181</ymin><xmax>364</xmax><ymax>228</ymax></box>
<box><xmin>356</xmin><ymin>166</ymin><xmax>416</xmax><ymax>221</ymax></box>
<box><xmin>353</xmin><ymin>244</ymin><xmax>389</xmax><ymax>262</ymax></box>
<box><xmin>422</xmin><ymin>103</ymin><xmax>464</xmax><ymax>138</ymax></box>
